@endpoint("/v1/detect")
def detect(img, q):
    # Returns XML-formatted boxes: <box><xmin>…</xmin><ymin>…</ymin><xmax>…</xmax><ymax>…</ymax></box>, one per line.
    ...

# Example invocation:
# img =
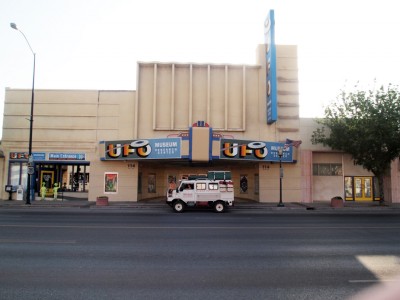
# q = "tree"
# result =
<box><xmin>311</xmin><ymin>83</ymin><xmax>400</xmax><ymax>203</ymax></box>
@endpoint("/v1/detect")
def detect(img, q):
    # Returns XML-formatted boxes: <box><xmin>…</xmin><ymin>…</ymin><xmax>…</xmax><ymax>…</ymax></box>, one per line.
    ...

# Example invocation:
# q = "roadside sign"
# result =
<box><xmin>27</xmin><ymin>167</ymin><xmax>35</xmax><ymax>175</ymax></box>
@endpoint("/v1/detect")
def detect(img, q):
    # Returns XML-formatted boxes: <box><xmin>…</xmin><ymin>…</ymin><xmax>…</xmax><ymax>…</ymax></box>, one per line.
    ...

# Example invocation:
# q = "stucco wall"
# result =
<box><xmin>89</xmin><ymin>160</ymin><xmax>138</xmax><ymax>202</ymax></box>
<box><xmin>136</xmin><ymin>62</ymin><xmax>260</xmax><ymax>138</ymax></box>
<box><xmin>1</xmin><ymin>89</ymin><xmax>135</xmax><ymax>200</ymax></box>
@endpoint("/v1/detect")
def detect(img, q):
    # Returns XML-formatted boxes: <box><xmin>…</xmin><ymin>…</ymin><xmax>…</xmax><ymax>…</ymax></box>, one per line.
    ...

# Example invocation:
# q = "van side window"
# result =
<box><xmin>196</xmin><ymin>182</ymin><xmax>206</xmax><ymax>190</ymax></box>
<box><xmin>209</xmin><ymin>183</ymin><xmax>219</xmax><ymax>190</ymax></box>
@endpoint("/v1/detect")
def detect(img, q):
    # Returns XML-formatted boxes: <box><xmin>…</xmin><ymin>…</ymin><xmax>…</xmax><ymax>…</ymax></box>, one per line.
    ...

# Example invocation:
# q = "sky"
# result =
<box><xmin>1</xmin><ymin>0</ymin><xmax>400</xmax><ymax>138</ymax></box>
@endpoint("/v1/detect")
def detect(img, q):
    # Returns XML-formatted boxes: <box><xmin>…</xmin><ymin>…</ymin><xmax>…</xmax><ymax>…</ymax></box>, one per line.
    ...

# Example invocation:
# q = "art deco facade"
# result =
<box><xmin>1</xmin><ymin>43</ymin><xmax>399</xmax><ymax>204</ymax></box>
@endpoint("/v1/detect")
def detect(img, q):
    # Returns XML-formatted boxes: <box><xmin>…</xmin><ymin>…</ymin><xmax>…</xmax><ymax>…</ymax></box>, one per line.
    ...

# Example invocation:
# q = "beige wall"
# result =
<box><xmin>90</xmin><ymin>160</ymin><xmax>138</xmax><ymax>202</ymax></box>
<box><xmin>300</xmin><ymin>118</ymin><xmax>400</xmax><ymax>202</ymax></box>
<box><xmin>8</xmin><ymin>44</ymin><xmax>399</xmax><ymax>203</ymax></box>
<box><xmin>257</xmin><ymin>45</ymin><xmax>300</xmax><ymax>142</ymax></box>
<box><xmin>1</xmin><ymin>88</ymin><xmax>136</xmax><ymax>201</ymax></box>
<box><xmin>3</xmin><ymin>89</ymin><xmax>135</xmax><ymax>144</ymax></box>
<box><xmin>133</xmin><ymin>45</ymin><xmax>302</xmax><ymax>203</ymax></box>
<box><xmin>136</xmin><ymin>163</ymin><xmax>260</xmax><ymax>202</ymax></box>
<box><xmin>135</xmin><ymin>62</ymin><xmax>259</xmax><ymax>137</ymax></box>
<box><xmin>136</xmin><ymin>46</ymin><xmax>300</xmax><ymax>142</ymax></box>
<box><xmin>1</xmin><ymin>45</ymin><xmax>304</xmax><ymax>203</ymax></box>
<box><xmin>0</xmin><ymin>157</ymin><xmax>5</xmax><ymax>198</ymax></box>
<box><xmin>256</xmin><ymin>45</ymin><xmax>302</xmax><ymax>202</ymax></box>
<box><xmin>259</xmin><ymin>161</ymin><xmax>302</xmax><ymax>203</ymax></box>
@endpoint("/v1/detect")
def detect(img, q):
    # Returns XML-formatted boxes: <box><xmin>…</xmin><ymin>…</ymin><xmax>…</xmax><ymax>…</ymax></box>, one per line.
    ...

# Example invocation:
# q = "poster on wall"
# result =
<box><xmin>240</xmin><ymin>175</ymin><xmax>248</xmax><ymax>194</ymax></box>
<box><xmin>168</xmin><ymin>175</ymin><xmax>177</xmax><ymax>189</ymax></box>
<box><xmin>104</xmin><ymin>172</ymin><xmax>118</xmax><ymax>194</ymax></box>
<box><xmin>148</xmin><ymin>174</ymin><xmax>156</xmax><ymax>193</ymax></box>
<box><xmin>345</xmin><ymin>177</ymin><xmax>353</xmax><ymax>199</ymax></box>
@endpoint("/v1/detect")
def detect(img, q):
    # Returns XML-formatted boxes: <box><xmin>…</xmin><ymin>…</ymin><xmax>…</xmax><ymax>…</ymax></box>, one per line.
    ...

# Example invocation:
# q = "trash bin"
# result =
<box><xmin>330</xmin><ymin>196</ymin><xmax>344</xmax><ymax>208</ymax></box>
<box><xmin>16</xmin><ymin>185</ymin><xmax>24</xmax><ymax>201</ymax></box>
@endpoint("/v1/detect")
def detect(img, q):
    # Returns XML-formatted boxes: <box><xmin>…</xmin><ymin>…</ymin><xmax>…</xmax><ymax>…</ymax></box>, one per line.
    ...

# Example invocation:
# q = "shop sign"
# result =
<box><xmin>104</xmin><ymin>138</ymin><xmax>181</xmax><ymax>160</ymax></box>
<box><xmin>49</xmin><ymin>153</ymin><xmax>86</xmax><ymax>161</ymax></box>
<box><xmin>9</xmin><ymin>152</ymin><xmax>46</xmax><ymax>160</ymax></box>
<box><xmin>9</xmin><ymin>152</ymin><xmax>29</xmax><ymax>160</ymax></box>
<box><xmin>33</xmin><ymin>153</ymin><xmax>46</xmax><ymax>160</ymax></box>
<box><xmin>264</xmin><ymin>9</ymin><xmax>278</xmax><ymax>124</ymax></box>
<box><xmin>220</xmin><ymin>139</ymin><xmax>293</xmax><ymax>162</ymax></box>
<box><xmin>27</xmin><ymin>167</ymin><xmax>35</xmax><ymax>175</ymax></box>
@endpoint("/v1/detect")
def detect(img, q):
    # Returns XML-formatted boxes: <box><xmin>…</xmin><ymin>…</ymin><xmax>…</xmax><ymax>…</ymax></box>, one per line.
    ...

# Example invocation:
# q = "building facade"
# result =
<box><xmin>1</xmin><ymin>22</ymin><xmax>399</xmax><ymax>204</ymax></box>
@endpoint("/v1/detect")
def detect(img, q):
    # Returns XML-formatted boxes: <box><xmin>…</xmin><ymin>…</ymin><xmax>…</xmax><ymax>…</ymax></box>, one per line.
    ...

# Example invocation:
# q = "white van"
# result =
<box><xmin>167</xmin><ymin>171</ymin><xmax>234</xmax><ymax>213</ymax></box>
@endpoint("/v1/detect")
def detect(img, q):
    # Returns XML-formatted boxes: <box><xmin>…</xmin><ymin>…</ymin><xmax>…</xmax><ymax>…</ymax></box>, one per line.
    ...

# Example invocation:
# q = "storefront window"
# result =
<box><xmin>10</xmin><ymin>164</ymin><xmax>20</xmax><ymax>186</ymax></box>
<box><xmin>355</xmin><ymin>178</ymin><xmax>362</xmax><ymax>197</ymax></box>
<box><xmin>344</xmin><ymin>176</ymin><xmax>378</xmax><ymax>201</ymax></box>
<box><xmin>21</xmin><ymin>164</ymin><xmax>27</xmax><ymax>188</ymax></box>
<box><xmin>9</xmin><ymin>162</ymin><xmax>28</xmax><ymax>188</ymax></box>
<box><xmin>148</xmin><ymin>174</ymin><xmax>156</xmax><ymax>193</ymax></box>
<box><xmin>319</xmin><ymin>164</ymin><xmax>331</xmax><ymax>176</ymax></box>
<box><xmin>345</xmin><ymin>177</ymin><xmax>353</xmax><ymax>198</ymax></box>
<box><xmin>331</xmin><ymin>164</ymin><xmax>343</xmax><ymax>175</ymax></box>
<box><xmin>313</xmin><ymin>163</ymin><xmax>343</xmax><ymax>176</ymax></box>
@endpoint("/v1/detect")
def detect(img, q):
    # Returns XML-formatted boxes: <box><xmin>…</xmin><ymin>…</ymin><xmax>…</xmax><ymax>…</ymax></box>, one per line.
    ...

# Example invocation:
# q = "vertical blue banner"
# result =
<box><xmin>264</xmin><ymin>10</ymin><xmax>278</xmax><ymax>124</ymax></box>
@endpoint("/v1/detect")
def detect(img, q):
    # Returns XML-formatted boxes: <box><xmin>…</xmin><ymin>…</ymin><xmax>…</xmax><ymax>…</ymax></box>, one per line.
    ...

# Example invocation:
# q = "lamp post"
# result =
<box><xmin>277</xmin><ymin>146</ymin><xmax>284</xmax><ymax>207</ymax></box>
<box><xmin>10</xmin><ymin>22</ymin><xmax>35</xmax><ymax>205</ymax></box>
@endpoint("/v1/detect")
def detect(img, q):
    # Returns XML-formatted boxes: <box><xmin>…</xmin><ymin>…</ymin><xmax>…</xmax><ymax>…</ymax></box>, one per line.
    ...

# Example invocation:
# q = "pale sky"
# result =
<box><xmin>1</xmin><ymin>0</ymin><xmax>400</xmax><ymax>138</ymax></box>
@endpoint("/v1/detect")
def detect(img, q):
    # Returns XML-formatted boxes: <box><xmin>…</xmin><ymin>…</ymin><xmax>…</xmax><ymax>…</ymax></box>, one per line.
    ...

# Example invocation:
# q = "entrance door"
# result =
<box><xmin>354</xmin><ymin>177</ymin><xmax>373</xmax><ymax>201</ymax></box>
<box><xmin>40</xmin><ymin>170</ymin><xmax>55</xmax><ymax>197</ymax></box>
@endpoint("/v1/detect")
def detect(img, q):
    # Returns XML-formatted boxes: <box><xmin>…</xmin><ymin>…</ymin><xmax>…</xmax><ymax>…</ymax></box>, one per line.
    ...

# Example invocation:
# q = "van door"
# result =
<box><xmin>181</xmin><ymin>183</ymin><xmax>195</xmax><ymax>202</ymax></box>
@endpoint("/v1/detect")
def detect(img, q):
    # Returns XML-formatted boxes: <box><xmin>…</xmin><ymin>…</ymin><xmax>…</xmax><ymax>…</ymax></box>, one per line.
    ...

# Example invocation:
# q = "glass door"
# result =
<box><xmin>354</xmin><ymin>176</ymin><xmax>373</xmax><ymax>201</ymax></box>
<box><xmin>40</xmin><ymin>170</ymin><xmax>55</xmax><ymax>197</ymax></box>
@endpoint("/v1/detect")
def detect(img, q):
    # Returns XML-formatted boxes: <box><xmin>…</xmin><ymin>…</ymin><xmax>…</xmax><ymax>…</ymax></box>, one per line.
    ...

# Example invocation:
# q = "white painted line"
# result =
<box><xmin>1</xmin><ymin>224</ymin><xmax>400</xmax><ymax>230</ymax></box>
<box><xmin>349</xmin><ymin>279</ymin><xmax>400</xmax><ymax>283</ymax></box>
<box><xmin>0</xmin><ymin>239</ymin><xmax>76</xmax><ymax>244</ymax></box>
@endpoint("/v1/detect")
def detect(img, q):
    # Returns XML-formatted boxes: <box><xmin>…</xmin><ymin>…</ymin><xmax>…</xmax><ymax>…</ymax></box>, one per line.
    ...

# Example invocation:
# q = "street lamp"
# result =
<box><xmin>10</xmin><ymin>22</ymin><xmax>35</xmax><ymax>205</ymax></box>
<box><xmin>277</xmin><ymin>146</ymin><xmax>284</xmax><ymax>207</ymax></box>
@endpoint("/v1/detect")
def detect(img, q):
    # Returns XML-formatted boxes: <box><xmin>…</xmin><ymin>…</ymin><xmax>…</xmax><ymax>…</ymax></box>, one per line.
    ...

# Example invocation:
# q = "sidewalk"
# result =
<box><xmin>1</xmin><ymin>198</ymin><xmax>400</xmax><ymax>212</ymax></box>
<box><xmin>0</xmin><ymin>199</ymin><xmax>92</xmax><ymax>208</ymax></box>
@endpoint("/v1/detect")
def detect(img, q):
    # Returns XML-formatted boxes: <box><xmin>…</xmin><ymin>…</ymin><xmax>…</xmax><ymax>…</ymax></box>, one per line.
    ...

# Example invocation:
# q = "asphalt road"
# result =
<box><xmin>0</xmin><ymin>208</ymin><xmax>399</xmax><ymax>300</ymax></box>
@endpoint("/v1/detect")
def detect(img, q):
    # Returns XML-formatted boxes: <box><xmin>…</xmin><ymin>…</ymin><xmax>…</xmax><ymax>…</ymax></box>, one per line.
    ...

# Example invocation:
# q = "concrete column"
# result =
<box><xmin>301</xmin><ymin>150</ymin><xmax>313</xmax><ymax>203</ymax></box>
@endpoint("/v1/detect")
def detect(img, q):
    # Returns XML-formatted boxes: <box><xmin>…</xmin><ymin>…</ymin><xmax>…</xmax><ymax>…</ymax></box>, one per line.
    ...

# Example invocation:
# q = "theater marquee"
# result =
<box><xmin>101</xmin><ymin>138</ymin><xmax>181</xmax><ymax>160</ymax></box>
<box><xmin>220</xmin><ymin>139</ymin><xmax>293</xmax><ymax>162</ymax></box>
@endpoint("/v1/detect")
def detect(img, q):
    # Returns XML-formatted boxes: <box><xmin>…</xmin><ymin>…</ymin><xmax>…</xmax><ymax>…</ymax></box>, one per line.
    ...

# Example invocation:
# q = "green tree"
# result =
<box><xmin>311</xmin><ymin>83</ymin><xmax>400</xmax><ymax>203</ymax></box>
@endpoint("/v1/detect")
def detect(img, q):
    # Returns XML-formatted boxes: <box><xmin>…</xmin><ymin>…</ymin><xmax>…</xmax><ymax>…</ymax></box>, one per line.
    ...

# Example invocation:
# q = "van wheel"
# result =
<box><xmin>214</xmin><ymin>201</ymin><xmax>225</xmax><ymax>213</ymax></box>
<box><xmin>173</xmin><ymin>201</ymin><xmax>185</xmax><ymax>213</ymax></box>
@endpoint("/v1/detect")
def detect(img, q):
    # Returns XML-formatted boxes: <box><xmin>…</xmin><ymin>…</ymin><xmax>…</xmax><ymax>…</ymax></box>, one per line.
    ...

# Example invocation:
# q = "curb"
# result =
<box><xmin>1</xmin><ymin>200</ymin><xmax>400</xmax><ymax>212</ymax></box>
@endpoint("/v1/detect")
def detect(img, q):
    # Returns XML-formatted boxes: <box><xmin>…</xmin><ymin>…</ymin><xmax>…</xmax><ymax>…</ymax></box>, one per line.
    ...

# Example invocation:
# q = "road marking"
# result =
<box><xmin>1</xmin><ymin>224</ymin><xmax>400</xmax><ymax>230</ymax></box>
<box><xmin>349</xmin><ymin>279</ymin><xmax>399</xmax><ymax>283</ymax></box>
<box><xmin>194</xmin><ymin>217</ymin><xmax>253</xmax><ymax>220</ymax></box>
<box><xmin>0</xmin><ymin>239</ymin><xmax>76</xmax><ymax>244</ymax></box>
